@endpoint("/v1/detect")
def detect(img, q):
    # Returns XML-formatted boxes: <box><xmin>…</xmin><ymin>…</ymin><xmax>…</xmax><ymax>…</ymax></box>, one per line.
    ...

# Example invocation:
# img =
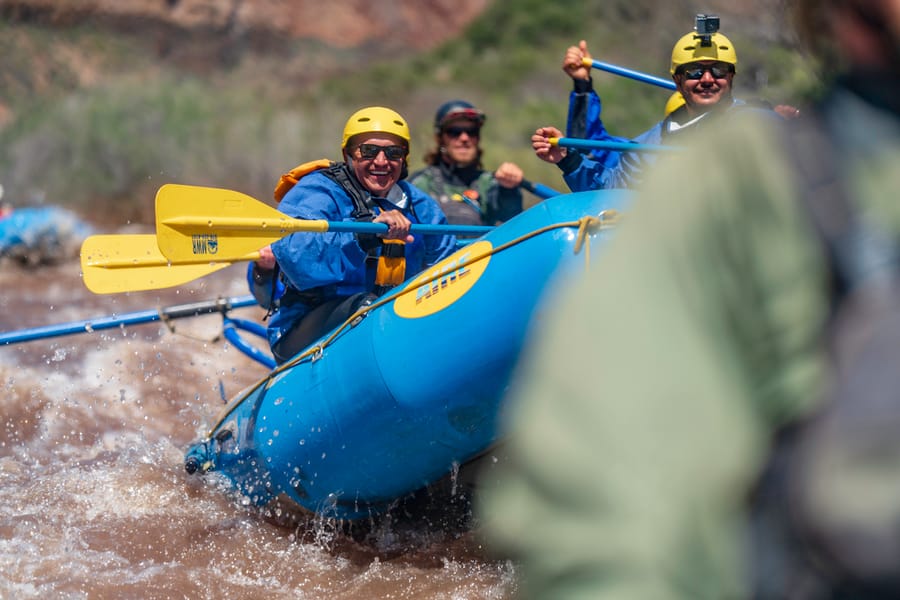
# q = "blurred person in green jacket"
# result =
<box><xmin>478</xmin><ymin>0</ymin><xmax>900</xmax><ymax>598</ymax></box>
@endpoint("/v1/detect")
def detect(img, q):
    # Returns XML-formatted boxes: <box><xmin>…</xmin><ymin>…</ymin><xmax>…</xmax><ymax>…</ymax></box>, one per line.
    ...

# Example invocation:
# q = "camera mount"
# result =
<box><xmin>694</xmin><ymin>14</ymin><xmax>720</xmax><ymax>47</ymax></box>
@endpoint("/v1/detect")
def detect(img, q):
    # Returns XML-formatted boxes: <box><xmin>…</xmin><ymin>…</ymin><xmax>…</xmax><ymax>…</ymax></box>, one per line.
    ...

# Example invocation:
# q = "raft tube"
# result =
<box><xmin>185</xmin><ymin>189</ymin><xmax>630</xmax><ymax>519</ymax></box>
<box><xmin>0</xmin><ymin>206</ymin><xmax>92</xmax><ymax>264</ymax></box>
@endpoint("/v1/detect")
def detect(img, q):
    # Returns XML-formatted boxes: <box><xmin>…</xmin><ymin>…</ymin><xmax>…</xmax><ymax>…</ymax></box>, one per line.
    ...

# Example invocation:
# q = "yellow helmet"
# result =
<box><xmin>341</xmin><ymin>106</ymin><xmax>411</xmax><ymax>150</ymax></box>
<box><xmin>664</xmin><ymin>92</ymin><xmax>686</xmax><ymax>117</ymax></box>
<box><xmin>670</xmin><ymin>31</ymin><xmax>738</xmax><ymax>74</ymax></box>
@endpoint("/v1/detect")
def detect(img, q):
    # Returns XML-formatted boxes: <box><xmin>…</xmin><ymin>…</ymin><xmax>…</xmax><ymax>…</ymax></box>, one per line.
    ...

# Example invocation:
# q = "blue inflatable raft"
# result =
<box><xmin>184</xmin><ymin>189</ymin><xmax>629</xmax><ymax>519</ymax></box>
<box><xmin>0</xmin><ymin>206</ymin><xmax>92</xmax><ymax>265</ymax></box>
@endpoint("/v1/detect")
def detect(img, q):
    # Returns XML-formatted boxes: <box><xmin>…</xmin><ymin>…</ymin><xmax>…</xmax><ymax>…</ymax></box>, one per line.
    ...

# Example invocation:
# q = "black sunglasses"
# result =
<box><xmin>680</xmin><ymin>63</ymin><xmax>733</xmax><ymax>80</ymax></box>
<box><xmin>443</xmin><ymin>125</ymin><xmax>480</xmax><ymax>138</ymax></box>
<box><xmin>356</xmin><ymin>143</ymin><xmax>407</xmax><ymax>161</ymax></box>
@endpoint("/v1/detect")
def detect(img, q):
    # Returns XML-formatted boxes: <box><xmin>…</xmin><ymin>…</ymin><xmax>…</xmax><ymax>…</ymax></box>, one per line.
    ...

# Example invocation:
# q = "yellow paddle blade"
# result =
<box><xmin>155</xmin><ymin>184</ymin><xmax>328</xmax><ymax>263</ymax></box>
<box><xmin>80</xmin><ymin>234</ymin><xmax>242</xmax><ymax>294</ymax></box>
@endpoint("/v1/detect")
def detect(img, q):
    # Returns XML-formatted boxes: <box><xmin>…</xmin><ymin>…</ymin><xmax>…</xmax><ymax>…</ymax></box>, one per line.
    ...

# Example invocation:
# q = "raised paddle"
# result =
<box><xmin>80</xmin><ymin>234</ymin><xmax>259</xmax><ymax>294</ymax></box>
<box><xmin>581</xmin><ymin>57</ymin><xmax>677</xmax><ymax>91</ymax></box>
<box><xmin>155</xmin><ymin>184</ymin><xmax>496</xmax><ymax>263</ymax></box>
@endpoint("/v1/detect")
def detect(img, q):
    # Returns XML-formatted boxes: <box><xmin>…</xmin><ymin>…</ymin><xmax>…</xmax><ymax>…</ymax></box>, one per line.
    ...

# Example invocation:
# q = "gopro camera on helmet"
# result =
<box><xmin>695</xmin><ymin>14</ymin><xmax>720</xmax><ymax>46</ymax></box>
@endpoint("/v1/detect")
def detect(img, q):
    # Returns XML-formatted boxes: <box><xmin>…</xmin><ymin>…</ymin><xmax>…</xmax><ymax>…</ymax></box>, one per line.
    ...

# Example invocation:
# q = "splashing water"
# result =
<box><xmin>0</xmin><ymin>262</ymin><xmax>515</xmax><ymax>599</ymax></box>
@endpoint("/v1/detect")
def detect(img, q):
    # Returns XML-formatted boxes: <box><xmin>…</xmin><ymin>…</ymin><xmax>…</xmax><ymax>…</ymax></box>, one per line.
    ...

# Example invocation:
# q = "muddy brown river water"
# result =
<box><xmin>0</xmin><ymin>258</ymin><xmax>515</xmax><ymax>599</ymax></box>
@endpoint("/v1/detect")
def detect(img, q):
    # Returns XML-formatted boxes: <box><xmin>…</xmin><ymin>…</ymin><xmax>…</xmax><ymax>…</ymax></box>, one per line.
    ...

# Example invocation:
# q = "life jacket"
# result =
<box><xmin>273</xmin><ymin>159</ymin><xmax>407</xmax><ymax>298</ymax></box>
<box><xmin>275</xmin><ymin>159</ymin><xmax>372</xmax><ymax>219</ymax></box>
<box><xmin>419</xmin><ymin>162</ymin><xmax>485</xmax><ymax>227</ymax></box>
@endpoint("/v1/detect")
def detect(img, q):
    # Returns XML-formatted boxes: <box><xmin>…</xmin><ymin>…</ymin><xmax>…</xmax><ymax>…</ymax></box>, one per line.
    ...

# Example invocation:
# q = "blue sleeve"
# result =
<box><xmin>565</xmin><ymin>80</ymin><xmax>631</xmax><ymax>170</ymax></box>
<box><xmin>270</xmin><ymin>173</ymin><xmax>369</xmax><ymax>291</ymax></box>
<box><xmin>562</xmin><ymin>154</ymin><xmax>618</xmax><ymax>192</ymax></box>
<box><xmin>566</xmin><ymin>81</ymin><xmax>601</xmax><ymax>140</ymax></box>
<box><xmin>561</xmin><ymin>121</ymin><xmax>664</xmax><ymax>191</ymax></box>
<box><xmin>571</xmin><ymin>88</ymin><xmax>627</xmax><ymax>144</ymax></box>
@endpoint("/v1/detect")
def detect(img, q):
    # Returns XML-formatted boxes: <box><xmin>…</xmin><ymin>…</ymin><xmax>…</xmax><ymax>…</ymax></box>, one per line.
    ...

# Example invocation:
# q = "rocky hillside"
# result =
<box><xmin>0</xmin><ymin>0</ymin><xmax>490</xmax><ymax>116</ymax></box>
<box><xmin>0</xmin><ymin>0</ymin><xmax>488</xmax><ymax>49</ymax></box>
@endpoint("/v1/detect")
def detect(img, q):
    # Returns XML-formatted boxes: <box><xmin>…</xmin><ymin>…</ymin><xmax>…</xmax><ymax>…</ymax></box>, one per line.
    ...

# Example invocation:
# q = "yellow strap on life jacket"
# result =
<box><xmin>273</xmin><ymin>158</ymin><xmax>334</xmax><ymax>202</ymax></box>
<box><xmin>375</xmin><ymin>239</ymin><xmax>406</xmax><ymax>288</ymax></box>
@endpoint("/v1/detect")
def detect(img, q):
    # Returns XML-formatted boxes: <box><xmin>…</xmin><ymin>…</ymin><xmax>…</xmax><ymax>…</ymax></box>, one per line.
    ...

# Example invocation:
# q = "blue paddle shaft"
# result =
<box><xmin>332</xmin><ymin>222</ymin><xmax>494</xmax><ymax>235</ymax></box>
<box><xmin>587</xmin><ymin>59</ymin><xmax>677</xmax><ymax>91</ymax></box>
<box><xmin>0</xmin><ymin>295</ymin><xmax>259</xmax><ymax>345</ymax></box>
<box><xmin>521</xmin><ymin>179</ymin><xmax>560</xmax><ymax>199</ymax></box>
<box><xmin>553</xmin><ymin>137</ymin><xmax>676</xmax><ymax>153</ymax></box>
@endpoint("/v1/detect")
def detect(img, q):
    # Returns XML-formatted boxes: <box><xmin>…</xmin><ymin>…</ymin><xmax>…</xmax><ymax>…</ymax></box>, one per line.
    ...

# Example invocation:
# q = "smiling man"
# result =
<box><xmin>532</xmin><ymin>16</ymin><xmax>780</xmax><ymax>191</ymax></box>
<box><xmin>256</xmin><ymin>106</ymin><xmax>457</xmax><ymax>364</ymax></box>
<box><xmin>669</xmin><ymin>29</ymin><xmax>737</xmax><ymax>111</ymax></box>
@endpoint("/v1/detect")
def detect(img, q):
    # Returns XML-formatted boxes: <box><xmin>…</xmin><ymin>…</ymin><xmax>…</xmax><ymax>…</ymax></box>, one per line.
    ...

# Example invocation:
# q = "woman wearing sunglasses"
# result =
<box><xmin>253</xmin><ymin>106</ymin><xmax>457</xmax><ymax>364</ymax></box>
<box><xmin>532</xmin><ymin>18</ymin><xmax>781</xmax><ymax>192</ymax></box>
<box><xmin>409</xmin><ymin>100</ymin><xmax>526</xmax><ymax>227</ymax></box>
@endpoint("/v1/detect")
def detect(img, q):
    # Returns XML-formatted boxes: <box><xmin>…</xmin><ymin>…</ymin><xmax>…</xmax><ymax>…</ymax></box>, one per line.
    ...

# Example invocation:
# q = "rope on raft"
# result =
<box><xmin>203</xmin><ymin>211</ymin><xmax>620</xmax><ymax>439</ymax></box>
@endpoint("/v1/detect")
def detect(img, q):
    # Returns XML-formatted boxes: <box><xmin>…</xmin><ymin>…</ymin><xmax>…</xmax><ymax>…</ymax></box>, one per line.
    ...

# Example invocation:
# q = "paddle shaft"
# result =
<box><xmin>0</xmin><ymin>295</ymin><xmax>258</xmax><ymax>345</ymax></box>
<box><xmin>521</xmin><ymin>179</ymin><xmax>560</xmax><ymax>199</ymax></box>
<box><xmin>582</xmin><ymin>58</ymin><xmax>677</xmax><ymax>91</ymax></box>
<box><xmin>549</xmin><ymin>137</ymin><xmax>677</xmax><ymax>153</ymax></box>
<box><xmin>155</xmin><ymin>184</ymin><xmax>504</xmax><ymax>265</ymax></box>
<box><xmin>161</xmin><ymin>215</ymin><xmax>494</xmax><ymax>237</ymax></box>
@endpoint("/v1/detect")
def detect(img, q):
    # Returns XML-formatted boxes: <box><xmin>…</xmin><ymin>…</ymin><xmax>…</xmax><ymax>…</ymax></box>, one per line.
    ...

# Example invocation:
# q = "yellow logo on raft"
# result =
<box><xmin>393</xmin><ymin>240</ymin><xmax>492</xmax><ymax>318</ymax></box>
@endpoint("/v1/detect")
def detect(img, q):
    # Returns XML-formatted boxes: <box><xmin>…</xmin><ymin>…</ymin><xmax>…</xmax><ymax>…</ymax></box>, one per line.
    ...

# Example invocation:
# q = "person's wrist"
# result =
<box><xmin>557</xmin><ymin>151</ymin><xmax>581</xmax><ymax>174</ymax></box>
<box><xmin>573</xmin><ymin>77</ymin><xmax>593</xmax><ymax>94</ymax></box>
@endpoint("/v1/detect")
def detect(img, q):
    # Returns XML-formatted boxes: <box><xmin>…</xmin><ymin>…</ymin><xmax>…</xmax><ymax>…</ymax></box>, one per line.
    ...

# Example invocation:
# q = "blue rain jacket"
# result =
<box><xmin>565</xmin><ymin>78</ymin><xmax>631</xmax><ymax>174</ymax></box>
<box><xmin>563</xmin><ymin>85</ymin><xmax>776</xmax><ymax>191</ymax></box>
<box><xmin>266</xmin><ymin>170</ymin><xmax>456</xmax><ymax>348</ymax></box>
